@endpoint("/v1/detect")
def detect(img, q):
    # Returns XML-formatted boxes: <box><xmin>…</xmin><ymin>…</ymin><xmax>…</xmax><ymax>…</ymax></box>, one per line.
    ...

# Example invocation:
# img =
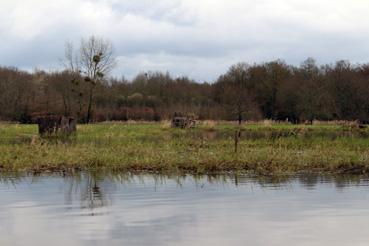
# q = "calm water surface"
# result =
<box><xmin>1</xmin><ymin>173</ymin><xmax>369</xmax><ymax>246</ymax></box>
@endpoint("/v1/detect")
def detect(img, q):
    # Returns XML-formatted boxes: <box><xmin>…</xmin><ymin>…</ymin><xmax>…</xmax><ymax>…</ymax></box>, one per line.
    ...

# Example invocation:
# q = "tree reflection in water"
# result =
<box><xmin>63</xmin><ymin>171</ymin><xmax>110</xmax><ymax>211</ymax></box>
<box><xmin>82</xmin><ymin>172</ymin><xmax>105</xmax><ymax>209</ymax></box>
<box><xmin>2</xmin><ymin>171</ymin><xmax>369</xmax><ymax>213</ymax></box>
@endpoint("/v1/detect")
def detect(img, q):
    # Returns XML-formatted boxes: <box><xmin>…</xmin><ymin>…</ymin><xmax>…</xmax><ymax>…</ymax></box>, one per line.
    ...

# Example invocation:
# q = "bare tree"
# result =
<box><xmin>64</xmin><ymin>36</ymin><xmax>116</xmax><ymax>123</ymax></box>
<box><xmin>216</xmin><ymin>63</ymin><xmax>250</xmax><ymax>125</ymax></box>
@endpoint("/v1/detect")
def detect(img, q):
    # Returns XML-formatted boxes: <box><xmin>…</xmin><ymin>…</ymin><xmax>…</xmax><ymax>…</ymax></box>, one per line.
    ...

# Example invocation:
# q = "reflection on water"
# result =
<box><xmin>1</xmin><ymin>172</ymin><xmax>369</xmax><ymax>245</ymax></box>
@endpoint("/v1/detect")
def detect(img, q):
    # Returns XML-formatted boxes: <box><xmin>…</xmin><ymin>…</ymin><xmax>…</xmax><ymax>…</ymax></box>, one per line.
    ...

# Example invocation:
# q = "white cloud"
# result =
<box><xmin>1</xmin><ymin>0</ymin><xmax>369</xmax><ymax>80</ymax></box>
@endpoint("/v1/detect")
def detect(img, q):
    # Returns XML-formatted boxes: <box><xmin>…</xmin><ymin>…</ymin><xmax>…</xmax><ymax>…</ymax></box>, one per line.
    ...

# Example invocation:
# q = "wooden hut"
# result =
<box><xmin>35</xmin><ymin>115</ymin><xmax>77</xmax><ymax>136</ymax></box>
<box><xmin>171</xmin><ymin>112</ymin><xmax>196</xmax><ymax>128</ymax></box>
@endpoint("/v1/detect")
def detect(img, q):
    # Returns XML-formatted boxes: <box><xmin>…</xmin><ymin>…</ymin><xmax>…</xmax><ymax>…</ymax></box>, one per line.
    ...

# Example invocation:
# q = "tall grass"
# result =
<box><xmin>0</xmin><ymin>122</ymin><xmax>368</xmax><ymax>174</ymax></box>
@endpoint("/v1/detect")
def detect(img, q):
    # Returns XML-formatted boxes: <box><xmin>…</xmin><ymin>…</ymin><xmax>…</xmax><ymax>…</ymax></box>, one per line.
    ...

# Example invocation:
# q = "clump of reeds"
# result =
<box><xmin>262</xmin><ymin>119</ymin><xmax>273</xmax><ymax>126</ymax></box>
<box><xmin>160</xmin><ymin>120</ymin><xmax>171</xmax><ymax>129</ymax></box>
<box><xmin>313</xmin><ymin>120</ymin><xmax>360</xmax><ymax>126</ymax></box>
<box><xmin>202</xmin><ymin>120</ymin><xmax>217</xmax><ymax>130</ymax></box>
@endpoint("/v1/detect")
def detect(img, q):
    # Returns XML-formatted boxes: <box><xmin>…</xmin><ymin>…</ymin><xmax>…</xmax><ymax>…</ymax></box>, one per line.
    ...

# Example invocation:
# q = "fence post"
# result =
<box><xmin>234</xmin><ymin>130</ymin><xmax>239</xmax><ymax>153</ymax></box>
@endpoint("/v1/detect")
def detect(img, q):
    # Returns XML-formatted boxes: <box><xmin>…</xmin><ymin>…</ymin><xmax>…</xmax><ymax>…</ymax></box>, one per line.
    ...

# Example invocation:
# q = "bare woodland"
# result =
<box><xmin>0</xmin><ymin>37</ymin><xmax>368</xmax><ymax>124</ymax></box>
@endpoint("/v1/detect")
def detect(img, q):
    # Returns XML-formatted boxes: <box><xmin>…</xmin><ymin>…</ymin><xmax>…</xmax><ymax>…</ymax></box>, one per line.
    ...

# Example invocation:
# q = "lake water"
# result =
<box><xmin>1</xmin><ymin>173</ymin><xmax>369</xmax><ymax>246</ymax></box>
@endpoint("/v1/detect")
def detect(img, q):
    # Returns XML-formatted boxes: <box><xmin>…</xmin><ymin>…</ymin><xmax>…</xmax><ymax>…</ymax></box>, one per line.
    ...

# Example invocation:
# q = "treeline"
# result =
<box><xmin>0</xmin><ymin>58</ymin><xmax>368</xmax><ymax>123</ymax></box>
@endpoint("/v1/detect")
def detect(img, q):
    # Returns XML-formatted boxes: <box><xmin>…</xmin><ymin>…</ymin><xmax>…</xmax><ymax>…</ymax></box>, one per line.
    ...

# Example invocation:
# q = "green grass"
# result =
<box><xmin>0</xmin><ymin>122</ymin><xmax>369</xmax><ymax>175</ymax></box>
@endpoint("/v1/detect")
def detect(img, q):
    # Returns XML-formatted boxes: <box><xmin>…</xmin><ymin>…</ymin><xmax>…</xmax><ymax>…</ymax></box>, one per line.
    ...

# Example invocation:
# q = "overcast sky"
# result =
<box><xmin>1</xmin><ymin>0</ymin><xmax>369</xmax><ymax>81</ymax></box>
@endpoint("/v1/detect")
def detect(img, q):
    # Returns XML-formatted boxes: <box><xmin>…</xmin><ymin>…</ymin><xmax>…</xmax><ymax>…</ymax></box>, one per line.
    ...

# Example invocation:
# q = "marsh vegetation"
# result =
<box><xmin>0</xmin><ymin>121</ymin><xmax>368</xmax><ymax>175</ymax></box>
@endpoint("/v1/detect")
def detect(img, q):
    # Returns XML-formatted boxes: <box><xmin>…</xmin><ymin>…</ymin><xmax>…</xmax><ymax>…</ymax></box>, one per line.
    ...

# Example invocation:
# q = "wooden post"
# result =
<box><xmin>234</xmin><ymin>130</ymin><xmax>239</xmax><ymax>153</ymax></box>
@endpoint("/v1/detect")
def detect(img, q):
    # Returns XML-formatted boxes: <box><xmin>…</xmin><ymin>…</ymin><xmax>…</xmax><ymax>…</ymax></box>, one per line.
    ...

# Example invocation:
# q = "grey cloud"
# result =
<box><xmin>1</xmin><ymin>0</ymin><xmax>369</xmax><ymax>81</ymax></box>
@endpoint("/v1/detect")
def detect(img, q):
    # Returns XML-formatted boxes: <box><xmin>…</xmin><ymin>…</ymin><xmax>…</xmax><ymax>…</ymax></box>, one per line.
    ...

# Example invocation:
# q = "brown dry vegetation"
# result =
<box><xmin>0</xmin><ymin>59</ymin><xmax>368</xmax><ymax>124</ymax></box>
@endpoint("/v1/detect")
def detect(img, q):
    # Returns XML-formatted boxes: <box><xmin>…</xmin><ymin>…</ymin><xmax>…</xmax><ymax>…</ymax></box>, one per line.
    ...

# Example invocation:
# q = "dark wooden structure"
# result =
<box><xmin>171</xmin><ymin>113</ymin><xmax>196</xmax><ymax>128</ymax></box>
<box><xmin>36</xmin><ymin>115</ymin><xmax>77</xmax><ymax>136</ymax></box>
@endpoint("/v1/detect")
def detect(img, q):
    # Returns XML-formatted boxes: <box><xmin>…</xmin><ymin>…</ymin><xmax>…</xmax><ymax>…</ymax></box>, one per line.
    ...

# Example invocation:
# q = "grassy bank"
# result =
<box><xmin>0</xmin><ymin>122</ymin><xmax>368</xmax><ymax>175</ymax></box>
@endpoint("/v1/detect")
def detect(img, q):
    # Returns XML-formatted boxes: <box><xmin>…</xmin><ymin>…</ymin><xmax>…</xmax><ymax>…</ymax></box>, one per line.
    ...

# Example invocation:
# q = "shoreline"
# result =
<box><xmin>0</xmin><ymin>122</ymin><xmax>368</xmax><ymax>175</ymax></box>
